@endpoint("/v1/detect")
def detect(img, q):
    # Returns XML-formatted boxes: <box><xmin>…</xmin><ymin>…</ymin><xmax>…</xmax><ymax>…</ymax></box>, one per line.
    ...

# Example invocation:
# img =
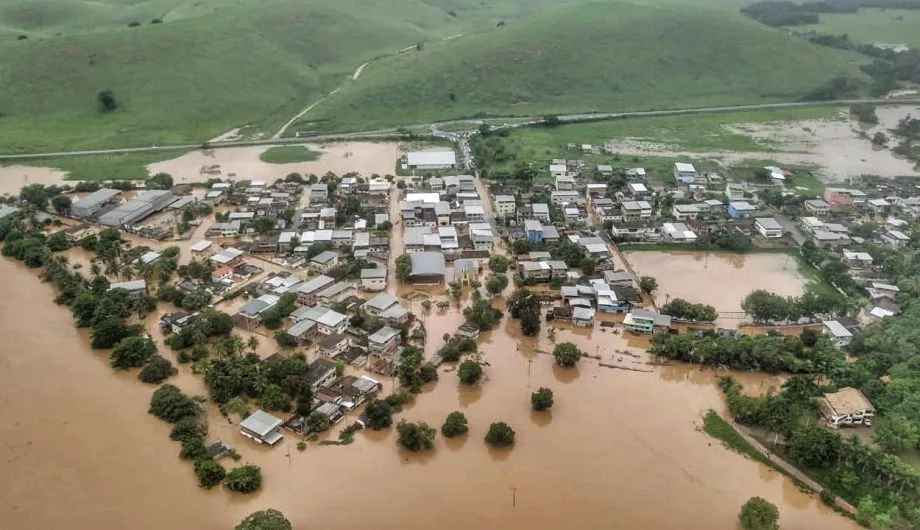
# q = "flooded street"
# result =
<box><xmin>0</xmin><ymin>251</ymin><xmax>855</xmax><ymax>529</ymax></box>
<box><xmin>624</xmin><ymin>251</ymin><xmax>806</xmax><ymax>327</ymax></box>
<box><xmin>148</xmin><ymin>142</ymin><xmax>399</xmax><ymax>184</ymax></box>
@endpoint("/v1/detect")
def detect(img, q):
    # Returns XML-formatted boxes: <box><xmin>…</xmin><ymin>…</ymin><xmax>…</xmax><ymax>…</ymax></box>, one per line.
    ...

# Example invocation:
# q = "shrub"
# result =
<box><xmin>531</xmin><ymin>387</ymin><xmax>554</xmax><ymax>411</ymax></box>
<box><xmin>235</xmin><ymin>509</ymin><xmax>292</xmax><ymax>530</ymax></box>
<box><xmin>458</xmin><ymin>360</ymin><xmax>483</xmax><ymax>385</ymax></box>
<box><xmin>441</xmin><ymin>411</ymin><xmax>469</xmax><ymax>438</ymax></box>
<box><xmin>485</xmin><ymin>422</ymin><xmax>515</xmax><ymax>447</ymax></box>
<box><xmin>396</xmin><ymin>420</ymin><xmax>436</xmax><ymax>452</ymax></box>
<box><xmin>739</xmin><ymin>496</ymin><xmax>779</xmax><ymax>530</ymax></box>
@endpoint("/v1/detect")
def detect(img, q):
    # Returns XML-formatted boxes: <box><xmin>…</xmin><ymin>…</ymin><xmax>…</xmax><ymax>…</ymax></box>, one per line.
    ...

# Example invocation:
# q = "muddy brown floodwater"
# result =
<box><xmin>0</xmin><ymin>252</ymin><xmax>858</xmax><ymax>530</ymax></box>
<box><xmin>147</xmin><ymin>142</ymin><xmax>399</xmax><ymax>184</ymax></box>
<box><xmin>625</xmin><ymin>251</ymin><xmax>807</xmax><ymax>328</ymax></box>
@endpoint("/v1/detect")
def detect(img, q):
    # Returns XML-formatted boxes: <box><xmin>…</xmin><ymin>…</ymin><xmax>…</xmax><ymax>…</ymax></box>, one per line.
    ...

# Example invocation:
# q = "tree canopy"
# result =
<box><xmin>441</xmin><ymin>411</ymin><xmax>469</xmax><ymax>438</ymax></box>
<box><xmin>553</xmin><ymin>342</ymin><xmax>583</xmax><ymax>368</ymax></box>
<box><xmin>458</xmin><ymin>360</ymin><xmax>483</xmax><ymax>385</ymax></box>
<box><xmin>531</xmin><ymin>387</ymin><xmax>554</xmax><ymax>411</ymax></box>
<box><xmin>739</xmin><ymin>497</ymin><xmax>779</xmax><ymax>530</ymax></box>
<box><xmin>485</xmin><ymin>422</ymin><xmax>516</xmax><ymax>447</ymax></box>
<box><xmin>396</xmin><ymin>420</ymin><xmax>436</xmax><ymax>452</ymax></box>
<box><xmin>224</xmin><ymin>465</ymin><xmax>262</xmax><ymax>493</ymax></box>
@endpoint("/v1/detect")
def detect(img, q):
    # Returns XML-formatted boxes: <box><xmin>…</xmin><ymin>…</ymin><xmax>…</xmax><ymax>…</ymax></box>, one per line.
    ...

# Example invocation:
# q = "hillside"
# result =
<box><xmin>0</xmin><ymin>0</ymin><xmax>479</xmax><ymax>152</ymax></box>
<box><xmin>301</xmin><ymin>1</ymin><xmax>869</xmax><ymax>133</ymax></box>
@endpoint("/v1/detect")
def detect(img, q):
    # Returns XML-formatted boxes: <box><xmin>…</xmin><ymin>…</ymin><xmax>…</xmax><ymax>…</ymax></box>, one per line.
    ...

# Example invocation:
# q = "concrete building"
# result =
<box><xmin>623</xmin><ymin>309</ymin><xmax>671</xmax><ymax>334</ymax></box>
<box><xmin>368</xmin><ymin>326</ymin><xmax>401</xmax><ymax>357</ymax></box>
<box><xmin>804</xmin><ymin>199</ymin><xmax>831</xmax><ymax>216</ymax></box>
<box><xmin>621</xmin><ymin>201</ymin><xmax>652</xmax><ymax>221</ymax></box>
<box><xmin>823</xmin><ymin>320</ymin><xmax>854</xmax><ymax>348</ymax></box>
<box><xmin>727</xmin><ymin>201</ymin><xmax>756</xmax><ymax>219</ymax></box>
<box><xmin>361</xmin><ymin>267</ymin><xmax>387</xmax><ymax>291</ymax></box>
<box><xmin>294</xmin><ymin>275</ymin><xmax>335</xmax><ymax>307</ymax></box>
<box><xmin>673</xmin><ymin>162</ymin><xmax>697</xmax><ymax>184</ymax></box>
<box><xmin>754</xmin><ymin>217</ymin><xmax>783</xmax><ymax>238</ymax></box>
<box><xmin>407</xmin><ymin>150</ymin><xmax>456</xmax><ymax>169</ymax></box>
<box><xmin>493</xmin><ymin>195</ymin><xmax>516</xmax><ymax>217</ymax></box>
<box><xmin>820</xmin><ymin>388</ymin><xmax>874</xmax><ymax>428</ymax></box>
<box><xmin>71</xmin><ymin>188</ymin><xmax>121</xmax><ymax>218</ymax></box>
<box><xmin>239</xmin><ymin>410</ymin><xmax>284</xmax><ymax>445</ymax></box>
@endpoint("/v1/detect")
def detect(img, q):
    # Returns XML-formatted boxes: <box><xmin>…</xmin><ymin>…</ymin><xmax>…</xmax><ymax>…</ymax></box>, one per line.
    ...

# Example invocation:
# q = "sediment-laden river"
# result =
<box><xmin>0</xmin><ymin>256</ymin><xmax>856</xmax><ymax>529</ymax></box>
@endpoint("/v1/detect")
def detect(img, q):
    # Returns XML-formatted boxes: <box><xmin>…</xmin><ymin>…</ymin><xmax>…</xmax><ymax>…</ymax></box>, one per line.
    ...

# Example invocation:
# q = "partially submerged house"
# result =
<box><xmin>239</xmin><ymin>409</ymin><xmax>284</xmax><ymax>446</ymax></box>
<box><xmin>623</xmin><ymin>309</ymin><xmax>672</xmax><ymax>334</ymax></box>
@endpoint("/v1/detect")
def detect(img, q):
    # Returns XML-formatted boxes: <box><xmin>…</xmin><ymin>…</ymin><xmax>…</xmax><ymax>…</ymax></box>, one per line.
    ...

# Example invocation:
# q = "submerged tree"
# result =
<box><xmin>235</xmin><ymin>509</ymin><xmax>292</xmax><ymax>530</ymax></box>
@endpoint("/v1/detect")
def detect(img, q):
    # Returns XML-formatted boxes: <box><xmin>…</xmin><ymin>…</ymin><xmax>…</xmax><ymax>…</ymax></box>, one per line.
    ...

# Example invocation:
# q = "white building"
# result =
<box><xmin>361</xmin><ymin>267</ymin><xmax>387</xmax><ymax>291</ymax></box>
<box><xmin>407</xmin><ymin>150</ymin><xmax>456</xmax><ymax>169</ymax></box>
<box><xmin>493</xmin><ymin>195</ymin><xmax>516</xmax><ymax>217</ymax></box>
<box><xmin>673</xmin><ymin>162</ymin><xmax>697</xmax><ymax>184</ymax></box>
<box><xmin>755</xmin><ymin>217</ymin><xmax>783</xmax><ymax>238</ymax></box>
<box><xmin>823</xmin><ymin>320</ymin><xmax>854</xmax><ymax>348</ymax></box>
<box><xmin>820</xmin><ymin>388</ymin><xmax>874</xmax><ymax>428</ymax></box>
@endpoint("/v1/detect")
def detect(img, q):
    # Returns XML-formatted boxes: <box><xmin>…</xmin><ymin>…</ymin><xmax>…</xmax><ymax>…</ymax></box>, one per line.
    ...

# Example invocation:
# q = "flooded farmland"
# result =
<box><xmin>0</xmin><ymin>251</ymin><xmax>856</xmax><ymax>530</ymax></box>
<box><xmin>624</xmin><ymin>251</ymin><xmax>807</xmax><ymax>327</ymax></box>
<box><xmin>605</xmin><ymin>105</ymin><xmax>920</xmax><ymax>180</ymax></box>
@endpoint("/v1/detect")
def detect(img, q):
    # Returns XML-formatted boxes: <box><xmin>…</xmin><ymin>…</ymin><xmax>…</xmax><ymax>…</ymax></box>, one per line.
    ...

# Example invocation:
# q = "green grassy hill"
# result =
<box><xmin>301</xmin><ymin>1</ymin><xmax>869</xmax><ymax>133</ymax></box>
<box><xmin>0</xmin><ymin>0</ymin><xmax>870</xmax><ymax>152</ymax></box>
<box><xmin>0</xmin><ymin>0</ymin><xmax>474</xmax><ymax>152</ymax></box>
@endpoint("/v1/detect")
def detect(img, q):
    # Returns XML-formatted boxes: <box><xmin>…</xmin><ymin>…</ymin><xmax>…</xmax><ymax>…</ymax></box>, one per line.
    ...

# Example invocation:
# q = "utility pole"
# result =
<box><xmin>510</xmin><ymin>487</ymin><xmax>517</xmax><ymax>507</ymax></box>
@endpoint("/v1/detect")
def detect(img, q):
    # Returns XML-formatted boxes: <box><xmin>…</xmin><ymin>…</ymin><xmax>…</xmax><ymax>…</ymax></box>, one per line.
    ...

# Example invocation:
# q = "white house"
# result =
<box><xmin>239</xmin><ymin>410</ymin><xmax>284</xmax><ymax>446</ymax></box>
<box><xmin>361</xmin><ymin>267</ymin><xmax>387</xmax><ymax>291</ymax></box>
<box><xmin>754</xmin><ymin>217</ymin><xmax>783</xmax><ymax>238</ymax></box>
<box><xmin>823</xmin><ymin>320</ymin><xmax>854</xmax><ymax>348</ymax></box>
<box><xmin>673</xmin><ymin>162</ymin><xmax>697</xmax><ymax>184</ymax></box>
<box><xmin>820</xmin><ymin>388</ymin><xmax>874</xmax><ymax>428</ymax></box>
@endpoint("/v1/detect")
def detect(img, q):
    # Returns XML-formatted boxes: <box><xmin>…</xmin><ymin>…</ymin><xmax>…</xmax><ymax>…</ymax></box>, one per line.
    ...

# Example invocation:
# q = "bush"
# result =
<box><xmin>149</xmin><ymin>384</ymin><xmax>199</xmax><ymax>423</ymax></box>
<box><xmin>553</xmin><ymin>342</ymin><xmax>582</xmax><ymax>368</ymax></box>
<box><xmin>224</xmin><ymin>464</ymin><xmax>262</xmax><ymax>493</ymax></box>
<box><xmin>296</xmin><ymin>441</ymin><xmax>307</xmax><ymax>451</ymax></box>
<box><xmin>531</xmin><ymin>387</ymin><xmax>554</xmax><ymax>411</ymax></box>
<box><xmin>485</xmin><ymin>422</ymin><xmax>516</xmax><ymax>447</ymax></box>
<box><xmin>441</xmin><ymin>411</ymin><xmax>469</xmax><ymax>438</ymax></box>
<box><xmin>458</xmin><ymin>360</ymin><xmax>483</xmax><ymax>385</ymax></box>
<box><xmin>138</xmin><ymin>355</ymin><xmax>177</xmax><ymax>384</ymax></box>
<box><xmin>396</xmin><ymin>420</ymin><xmax>436</xmax><ymax>452</ymax></box>
<box><xmin>194</xmin><ymin>458</ymin><xmax>225</xmax><ymax>489</ymax></box>
<box><xmin>235</xmin><ymin>509</ymin><xmax>292</xmax><ymax>530</ymax></box>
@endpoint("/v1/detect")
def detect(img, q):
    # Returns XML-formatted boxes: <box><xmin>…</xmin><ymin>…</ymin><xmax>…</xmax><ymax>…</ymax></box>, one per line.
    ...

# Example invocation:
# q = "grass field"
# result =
<box><xmin>0</xmin><ymin>0</ymin><xmax>497</xmax><ymax>152</ymax></box>
<box><xmin>4</xmin><ymin>151</ymin><xmax>187</xmax><ymax>181</ymax></box>
<box><xmin>794</xmin><ymin>9</ymin><xmax>920</xmax><ymax>48</ymax></box>
<box><xmin>303</xmin><ymin>2</ymin><xmax>868</xmax><ymax>133</ymax></box>
<box><xmin>258</xmin><ymin>146</ymin><xmax>321</xmax><ymax>164</ymax></box>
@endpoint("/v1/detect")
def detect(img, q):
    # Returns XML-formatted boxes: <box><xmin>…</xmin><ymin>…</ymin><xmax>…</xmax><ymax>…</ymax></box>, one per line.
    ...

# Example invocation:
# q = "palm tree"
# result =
<box><xmin>247</xmin><ymin>336</ymin><xmax>259</xmax><ymax>354</ymax></box>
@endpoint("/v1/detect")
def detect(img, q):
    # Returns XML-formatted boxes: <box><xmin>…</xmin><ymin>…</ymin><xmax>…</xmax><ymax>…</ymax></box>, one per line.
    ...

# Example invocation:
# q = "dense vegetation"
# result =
<box><xmin>441</xmin><ymin>411</ymin><xmax>469</xmax><ymax>438</ymax></box>
<box><xmin>650</xmin><ymin>329</ymin><xmax>845</xmax><ymax>374</ymax></box>
<box><xmin>531</xmin><ymin>387</ymin><xmax>554</xmax><ymax>411</ymax></box>
<box><xmin>485</xmin><ymin>422</ymin><xmax>516</xmax><ymax>448</ymax></box>
<box><xmin>553</xmin><ymin>342</ymin><xmax>583</xmax><ymax>368</ymax></box>
<box><xmin>396</xmin><ymin>420</ymin><xmax>437</xmax><ymax>452</ymax></box>
<box><xmin>739</xmin><ymin>496</ymin><xmax>779</xmax><ymax>530</ymax></box>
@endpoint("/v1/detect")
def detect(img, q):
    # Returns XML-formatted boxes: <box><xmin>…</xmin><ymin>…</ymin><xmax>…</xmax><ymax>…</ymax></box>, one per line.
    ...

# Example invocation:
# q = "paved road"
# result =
<box><xmin>3</xmin><ymin>97</ymin><xmax>920</xmax><ymax>160</ymax></box>
<box><xmin>774</xmin><ymin>213</ymin><xmax>807</xmax><ymax>245</ymax></box>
